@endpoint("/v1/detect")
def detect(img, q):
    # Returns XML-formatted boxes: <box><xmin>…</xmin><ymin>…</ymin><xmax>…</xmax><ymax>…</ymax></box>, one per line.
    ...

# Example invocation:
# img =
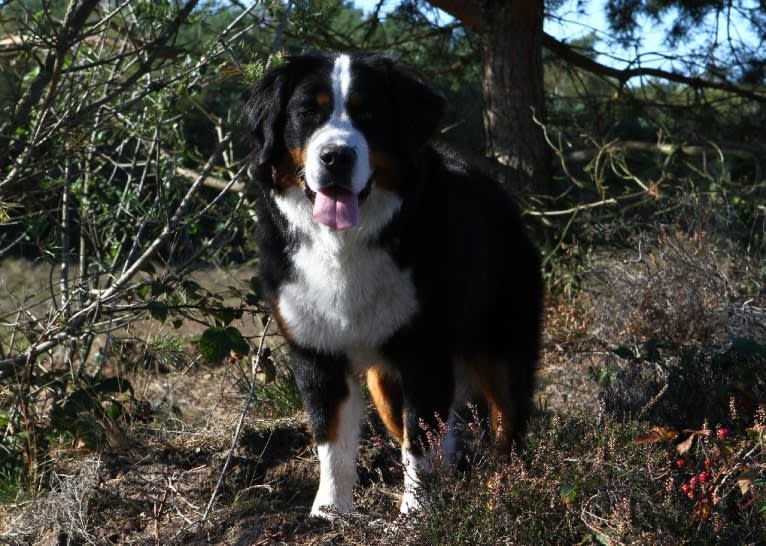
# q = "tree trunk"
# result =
<box><xmin>479</xmin><ymin>0</ymin><xmax>550</xmax><ymax>194</ymax></box>
<box><xmin>426</xmin><ymin>0</ymin><xmax>551</xmax><ymax>194</ymax></box>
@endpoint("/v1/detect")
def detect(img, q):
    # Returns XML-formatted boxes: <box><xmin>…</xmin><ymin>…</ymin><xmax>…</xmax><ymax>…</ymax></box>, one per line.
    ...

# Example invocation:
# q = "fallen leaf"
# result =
<box><xmin>676</xmin><ymin>434</ymin><xmax>696</xmax><ymax>455</ymax></box>
<box><xmin>747</xmin><ymin>423</ymin><xmax>765</xmax><ymax>436</ymax></box>
<box><xmin>737</xmin><ymin>468</ymin><xmax>760</xmax><ymax>495</ymax></box>
<box><xmin>634</xmin><ymin>426</ymin><xmax>678</xmax><ymax>444</ymax></box>
<box><xmin>694</xmin><ymin>500</ymin><xmax>712</xmax><ymax>521</ymax></box>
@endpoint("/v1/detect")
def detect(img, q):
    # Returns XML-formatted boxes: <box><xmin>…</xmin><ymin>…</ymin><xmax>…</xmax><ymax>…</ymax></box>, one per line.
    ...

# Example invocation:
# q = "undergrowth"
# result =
<box><xmin>414</xmin><ymin>412</ymin><xmax>766</xmax><ymax>545</ymax></box>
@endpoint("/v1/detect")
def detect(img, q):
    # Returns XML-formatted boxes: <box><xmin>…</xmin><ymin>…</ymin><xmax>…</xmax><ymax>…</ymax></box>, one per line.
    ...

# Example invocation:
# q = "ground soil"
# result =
<box><xmin>3</xmin><ymin>260</ymin><xmax>524</xmax><ymax>545</ymax></box>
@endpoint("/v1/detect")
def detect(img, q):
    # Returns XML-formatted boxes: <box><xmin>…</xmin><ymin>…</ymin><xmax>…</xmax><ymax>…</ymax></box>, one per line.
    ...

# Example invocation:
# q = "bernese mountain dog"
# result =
<box><xmin>241</xmin><ymin>52</ymin><xmax>542</xmax><ymax>518</ymax></box>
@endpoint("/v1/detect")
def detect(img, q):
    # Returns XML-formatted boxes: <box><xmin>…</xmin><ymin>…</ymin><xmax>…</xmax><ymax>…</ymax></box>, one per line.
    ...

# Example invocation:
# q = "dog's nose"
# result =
<box><xmin>319</xmin><ymin>145</ymin><xmax>356</xmax><ymax>175</ymax></box>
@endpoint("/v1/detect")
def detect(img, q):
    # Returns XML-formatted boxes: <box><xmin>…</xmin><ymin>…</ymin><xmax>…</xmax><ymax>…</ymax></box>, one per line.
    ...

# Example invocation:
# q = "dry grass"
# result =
<box><xmin>1</xmin><ymin>222</ymin><xmax>765</xmax><ymax>545</ymax></box>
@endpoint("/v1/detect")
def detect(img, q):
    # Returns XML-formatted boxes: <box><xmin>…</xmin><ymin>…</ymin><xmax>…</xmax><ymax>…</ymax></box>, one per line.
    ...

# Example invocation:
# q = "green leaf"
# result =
<box><xmin>94</xmin><ymin>377</ymin><xmax>133</xmax><ymax>396</ymax></box>
<box><xmin>225</xmin><ymin>326</ymin><xmax>249</xmax><ymax>356</ymax></box>
<box><xmin>199</xmin><ymin>327</ymin><xmax>228</xmax><ymax>361</ymax></box>
<box><xmin>181</xmin><ymin>280</ymin><xmax>202</xmax><ymax>297</ymax></box>
<box><xmin>214</xmin><ymin>307</ymin><xmax>235</xmax><ymax>326</ymax></box>
<box><xmin>148</xmin><ymin>301</ymin><xmax>168</xmax><ymax>322</ymax></box>
<box><xmin>644</xmin><ymin>338</ymin><xmax>661</xmax><ymax>362</ymax></box>
<box><xmin>613</xmin><ymin>346</ymin><xmax>634</xmax><ymax>359</ymax></box>
<box><xmin>199</xmin><ymin>326</ymin><xmax>249</xmax><ymax>362</ymax></box>
<box><xmin>151</xmin><ymin>281</ymin><xmax>170</xmax><ymax>297</ymax></box>
<box><xmin>107</xmin><ymin>401</ymin><xmax>124</xmax><ymax>421</ymax></box>
<box><xmin>136</xmin><ymin>284</ymin><xmax>151</xmax><ymax>300</ymax></box>
<box><xmin>595</xmin><ymin>533</ymin><xmax>611</xmax><ymax>546</ymax></box>
<box><xmin>560</xmin><ymin>484</ymin><xmax>577</xmax><ymax>504</ymax></box>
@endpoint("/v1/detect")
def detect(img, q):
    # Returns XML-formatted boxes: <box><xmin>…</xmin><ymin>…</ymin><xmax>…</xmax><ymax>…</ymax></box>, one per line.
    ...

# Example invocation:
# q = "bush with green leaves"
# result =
<box><xmin>0</xmin><ymin>0</ymin><xmax>279</xmax><ymax>497</ymax></box>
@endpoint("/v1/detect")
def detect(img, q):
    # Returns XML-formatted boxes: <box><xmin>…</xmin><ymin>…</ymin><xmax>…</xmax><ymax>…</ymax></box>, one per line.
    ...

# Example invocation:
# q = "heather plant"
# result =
<box><xmin>636</xmin><ymin>407</ymin><xmax>766</xmax><ymax>537</ymax></box>
<box><xmin>547</xmin><ymin>223</ymin><xmax>766</xmax><ymax>427</ymax></box>
<box><xmin>410</xmin><ymin>411</ymin><xmax>765</xmax><ymax>545</ymax></box>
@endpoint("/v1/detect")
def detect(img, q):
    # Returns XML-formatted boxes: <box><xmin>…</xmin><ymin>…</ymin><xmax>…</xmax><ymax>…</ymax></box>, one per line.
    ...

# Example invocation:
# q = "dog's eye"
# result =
<box><xmin>299</xmin><ymin>109</ymin><xmax>321</xmax><ymax>122</ymax></box>
<box><xmin>354</xmin><ymin>110</ymin><xmax>373</xmax><ymax>122</ymax></box>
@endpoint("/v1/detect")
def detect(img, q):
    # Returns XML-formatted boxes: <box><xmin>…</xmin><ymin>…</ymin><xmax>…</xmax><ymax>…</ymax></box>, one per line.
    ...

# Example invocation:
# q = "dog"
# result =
<box><xmin>241</xmin><ymin>52</ymin><xmax>542</xmax><ymax>517</ymax></box>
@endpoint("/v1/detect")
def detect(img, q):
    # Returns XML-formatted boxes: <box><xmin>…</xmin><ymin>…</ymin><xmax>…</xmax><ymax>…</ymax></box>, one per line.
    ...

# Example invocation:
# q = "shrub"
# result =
<box><xmin>412</xmin><ymin>412</ymin><xmax>765</xmax><ymax>545</ymax></box>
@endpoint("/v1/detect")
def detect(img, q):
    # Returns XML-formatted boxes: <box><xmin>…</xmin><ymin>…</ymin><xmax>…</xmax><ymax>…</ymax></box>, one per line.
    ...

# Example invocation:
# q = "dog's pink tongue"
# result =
<box><xmin>312</xmin><ymin>187</ymin><xmax>359</xmax><ymax>231</ymax></box>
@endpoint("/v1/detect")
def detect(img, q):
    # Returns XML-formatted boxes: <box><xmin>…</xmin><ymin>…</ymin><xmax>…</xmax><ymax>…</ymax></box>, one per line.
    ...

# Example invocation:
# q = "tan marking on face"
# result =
<box><xmin>366</xmin><ymin>367</ymin><xmax>404</xmax><ymax>444</ymax></box>
<box><xmin>370</xmin><ymin>151</ymin><xmax>401</xmax><ymax>192</ymax></box>
<box><xmin>349</xmin><ymin>91</ymin><xmax>363</xmax><ymax>109</ymax></box>
<box><xmin>316</xmin><ymin>92</ymin><xmax>331</xmax><ymax>106</ymax></box>
<box><xmin>272</xmin><ymin>147</ymin><xmax>307</xmax><ymax>193</ymax></box>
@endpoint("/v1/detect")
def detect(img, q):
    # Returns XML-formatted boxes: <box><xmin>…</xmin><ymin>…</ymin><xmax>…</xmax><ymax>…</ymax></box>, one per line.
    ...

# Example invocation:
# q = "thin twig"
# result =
<box><xmin>201</xmin><ymin>316</ymin><xmax>272</xmax><ymax>523</ymax></box>
<box><xmin>0</xmin><ymin>137</ymin><xmax>231</xmax><ymax>373</ymax></box>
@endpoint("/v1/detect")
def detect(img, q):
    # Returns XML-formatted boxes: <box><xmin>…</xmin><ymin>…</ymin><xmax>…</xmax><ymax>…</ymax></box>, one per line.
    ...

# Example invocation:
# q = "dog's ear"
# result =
<box><xmin>386</xmin><ymin>61</ymin><xmax>445</xmax><ymax>157</ymax></box>
<box><xmin>241</xmin><ymin>67</ymin><xmax>289</xmax><ymax>170</ymax></box>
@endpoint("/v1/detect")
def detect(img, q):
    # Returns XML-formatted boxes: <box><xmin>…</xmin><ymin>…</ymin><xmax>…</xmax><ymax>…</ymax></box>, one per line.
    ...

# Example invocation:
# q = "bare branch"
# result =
<box><xmin>0</xmin><ymin>136</ymin><xmax>231</xmax><ymax>374</ymax></box>
<box><xmin>202</xmin><ymin>316</ymin><xmax>272</xmax><ymax>522</ymax></box>
<box><xmin>426</xmin><ymin>0</ymin><xmax>766</xmax><ymax>102</ymax></box>
<box><xmin>563</xmin><ymin>140</ymin><xmax>763</xmax><ymax>163</ymax></box>
<box><xmin>542</xmin><ymin>33</ymin><xmax>766</xmax><ymax>104</ymax></box>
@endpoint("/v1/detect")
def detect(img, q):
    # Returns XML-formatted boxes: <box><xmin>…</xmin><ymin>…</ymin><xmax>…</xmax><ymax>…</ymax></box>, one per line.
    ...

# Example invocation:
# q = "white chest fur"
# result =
<box><xmin>278</xmin><ymin>238</ymin><xmax>417</xmax><ymax>355</ymax></box>
<box><xmin>274</xmin><ymin>187</ymin><xmax>417</xmax><ymax>356</ymax></box>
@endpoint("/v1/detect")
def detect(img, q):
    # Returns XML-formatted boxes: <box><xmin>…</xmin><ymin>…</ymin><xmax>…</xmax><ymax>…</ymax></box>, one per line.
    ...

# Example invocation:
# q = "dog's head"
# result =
<box><xmin>242</xmin><ymin>52</ymin><xmax>444</xmax><ymax>232</ymax></box>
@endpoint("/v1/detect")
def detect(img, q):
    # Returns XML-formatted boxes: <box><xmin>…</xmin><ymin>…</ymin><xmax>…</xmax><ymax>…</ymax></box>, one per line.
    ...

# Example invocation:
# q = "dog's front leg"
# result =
<box><xmin>291</xmin><ymin>350</ymin><xmax>362</xmax><ymax>518</ymax></box>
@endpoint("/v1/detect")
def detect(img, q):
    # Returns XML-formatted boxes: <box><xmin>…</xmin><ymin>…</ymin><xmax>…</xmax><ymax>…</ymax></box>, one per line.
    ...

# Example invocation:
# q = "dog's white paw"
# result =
<box><xmin>399</xmin><ymin>489</ymin><xmax>423</xmax><ymax>515</ymax></box>
<box><xmin>310</xmin><ymin>490</ymin><xmax>354</xmax><ymax>519</ymax></box>
<box><xmin>310</xmin><ymin>504</ymin><xmax>342</xmax><ymax>520</ymax></box>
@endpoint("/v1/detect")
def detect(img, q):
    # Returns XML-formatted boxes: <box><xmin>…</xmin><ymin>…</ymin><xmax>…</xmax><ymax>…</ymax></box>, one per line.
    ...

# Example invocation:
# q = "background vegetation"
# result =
<box><xmin>0</xmin><ymin>0</ymin><xmax>764</xmax><ymax>544</ymax></box>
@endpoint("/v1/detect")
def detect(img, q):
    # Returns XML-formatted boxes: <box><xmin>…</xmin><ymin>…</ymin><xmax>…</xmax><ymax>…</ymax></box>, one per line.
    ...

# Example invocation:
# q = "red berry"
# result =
<box><xmin>687</xmin><ymin>491</ymin><xmax>695</xmax><ymax>499</ymax></box>
<box><xmin>717</xmin><ymin>428</ymin><xmax>730</xmax><ymax>440</ymax></box>
<box><xmin>690</xmin><ymin>476</ymin><xmax>699</xmax><ymax>487</ymax></box>
<box><xmin>675</xmin><ymin>458</ymin><xmax>686</xmax><ymax>469</ymax></box>
<box><xmin>698</xmin><ymin>471</ymin><xmax>710</xmax><ymax>483</ymax></box>
<box><xmin>681</xmin><ymin>483</ymin><xmax>690</xmax><ymax>494</ymax></box>
<box><xmin>704</xmin><ymin>459</ymin><xmax>713</xmax><ymax>469</ymax></box>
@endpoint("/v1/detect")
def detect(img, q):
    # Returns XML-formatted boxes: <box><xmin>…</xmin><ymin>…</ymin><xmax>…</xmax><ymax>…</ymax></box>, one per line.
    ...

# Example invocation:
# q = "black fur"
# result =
<box><xmin>241</xmin><ymin>52</ymin><xmax>542</xmax><ymax>506</ymax></box>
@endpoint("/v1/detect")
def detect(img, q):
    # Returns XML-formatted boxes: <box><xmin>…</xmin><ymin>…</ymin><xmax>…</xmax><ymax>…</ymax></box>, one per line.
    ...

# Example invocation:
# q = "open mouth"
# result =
<box><xmin>302</xmin><ymin>176</ymin><xmax>373</xmax><ymax>231</ymax></box>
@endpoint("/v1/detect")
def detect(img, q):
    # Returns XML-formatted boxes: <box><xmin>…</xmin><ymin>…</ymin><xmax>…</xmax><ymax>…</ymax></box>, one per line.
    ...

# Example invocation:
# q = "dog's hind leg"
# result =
<box><xmin>476</xmin><ymin>354</ymin><xmax>536</xmax><ymax>454</ymax></box>
<box><xmin>397</xmin><ymin>359</ymin><xmax>455</xmax><ymax>514</ymax></box>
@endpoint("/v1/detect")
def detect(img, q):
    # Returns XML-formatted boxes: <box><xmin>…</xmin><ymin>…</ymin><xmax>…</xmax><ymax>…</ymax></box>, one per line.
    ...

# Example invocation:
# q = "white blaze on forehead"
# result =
<box><xmin>304</xmin><ymin>53</ymin><xmax>371</xmax><ymax>197</ymax></box>
<box><xmin>332</xmin><ymin>54</ymin><xmax>352</xmax><ymax>119</ymax></box>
